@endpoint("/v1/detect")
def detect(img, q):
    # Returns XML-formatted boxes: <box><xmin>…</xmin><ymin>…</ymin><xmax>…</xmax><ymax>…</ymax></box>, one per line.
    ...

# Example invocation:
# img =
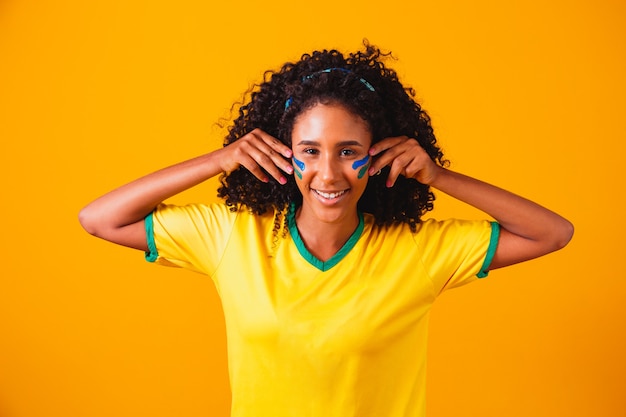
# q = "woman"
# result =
<box><xmin>79</xmin><ymin>43</ymin><xmax>573</xmax><ymax>417</ymax></box>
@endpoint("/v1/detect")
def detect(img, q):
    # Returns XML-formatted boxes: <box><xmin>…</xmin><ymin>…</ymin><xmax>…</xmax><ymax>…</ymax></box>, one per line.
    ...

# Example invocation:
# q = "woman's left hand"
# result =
<box><xmin>368</xmin><ymin>136</ymin><xmax>442</xmax><ymax>187</ymax></box>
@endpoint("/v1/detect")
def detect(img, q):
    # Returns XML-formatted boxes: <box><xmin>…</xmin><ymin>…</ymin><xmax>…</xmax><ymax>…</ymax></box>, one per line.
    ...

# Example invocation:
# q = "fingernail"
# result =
<box><xmin>279</xmin><ymin>176</ymin><xmax>287</xmax><ymax>185</ymax></box>
<box><xmin>285</xmin><ymin>150</ymin><xmax>293</xmax><ymax>158</ymax></box>
<box><xmin>386</xmin><ymin>180</ymin><xmax>393</xmax><ymax>188</ymax></box>
<box><xmin>286</xmin><ymin>165</ymin><xmax>294</xmax><ymax>174</ymax></box>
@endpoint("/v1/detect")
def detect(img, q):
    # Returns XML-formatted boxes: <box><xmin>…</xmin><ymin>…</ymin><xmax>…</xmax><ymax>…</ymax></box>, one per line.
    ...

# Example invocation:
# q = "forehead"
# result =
<box><xmin>291</xmin><ymin>103</ymin><xmax>372</xmax><ymax>146</ymax></box>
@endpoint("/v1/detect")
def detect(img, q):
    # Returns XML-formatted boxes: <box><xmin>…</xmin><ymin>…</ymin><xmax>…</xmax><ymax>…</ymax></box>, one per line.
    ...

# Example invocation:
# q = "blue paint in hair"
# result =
<box><xmin>284</xmin><ymin>68</ymin><xmax>376</xmax><ymax>111</ymax></box>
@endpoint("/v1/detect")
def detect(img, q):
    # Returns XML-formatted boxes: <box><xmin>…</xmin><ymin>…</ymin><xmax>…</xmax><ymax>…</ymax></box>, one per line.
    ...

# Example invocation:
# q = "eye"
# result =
<box><xmin>303</xmin><ymin>148</ymin><xmax>319</xmax><ymax>155</ymax></box>
<box><xmin>340</xmin><ymin>149</ymin><xmax>356</xmax><ymax>157</ymax></box>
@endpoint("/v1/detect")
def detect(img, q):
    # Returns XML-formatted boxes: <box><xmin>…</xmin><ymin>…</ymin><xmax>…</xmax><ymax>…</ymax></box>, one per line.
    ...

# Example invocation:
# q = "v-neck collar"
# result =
<box><xmin>287</xmin><ymin>203</ymin><xmax>364</xmax><ymax>272</ymax></box>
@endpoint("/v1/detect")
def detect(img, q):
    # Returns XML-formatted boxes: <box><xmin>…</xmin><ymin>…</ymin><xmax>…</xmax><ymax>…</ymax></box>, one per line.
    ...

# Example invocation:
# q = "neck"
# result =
<box><xmin>292</xmin><ymin>205</ymin><xmax>360</xmax><ymax>262</ymax></box>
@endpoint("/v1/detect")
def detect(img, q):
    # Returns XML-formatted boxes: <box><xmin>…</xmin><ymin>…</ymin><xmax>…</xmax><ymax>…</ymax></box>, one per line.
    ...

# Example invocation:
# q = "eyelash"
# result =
<box><xmin>302</xmin><ymin>148</ymin><xmax>357</xmax><ymax>157</ymax></box>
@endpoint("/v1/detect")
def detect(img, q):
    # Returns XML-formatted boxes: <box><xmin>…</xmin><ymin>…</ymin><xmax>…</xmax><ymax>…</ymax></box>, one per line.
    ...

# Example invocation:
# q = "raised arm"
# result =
<box><xmin>368</xmin><ymin>137</ymin><xmax>574</xmax><ymax>271</ymax></box>
<box><xmin>78</xmin><ymin>129</ymin><xmax>293</xmax><ymax>251</ymax></box>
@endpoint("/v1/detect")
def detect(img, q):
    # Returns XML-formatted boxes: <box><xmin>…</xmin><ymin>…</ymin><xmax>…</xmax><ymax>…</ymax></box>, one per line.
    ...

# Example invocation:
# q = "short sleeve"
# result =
<box><xmin>413</xmin><ymin>219</ymin><xmax>500</xmax><ymax>294</ymax></box>
<box><xmin>144</xmin><ymin>203</ymin><xmax>238</xmax><ymax>276</ymax></box>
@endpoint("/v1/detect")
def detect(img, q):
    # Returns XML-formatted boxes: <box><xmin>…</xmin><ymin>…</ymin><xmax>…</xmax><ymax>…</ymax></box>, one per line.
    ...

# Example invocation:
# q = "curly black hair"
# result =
<box><xmin>217</xmin><ymin>41</ymin><xmax>448</xmax><ymax>232</ymax></box>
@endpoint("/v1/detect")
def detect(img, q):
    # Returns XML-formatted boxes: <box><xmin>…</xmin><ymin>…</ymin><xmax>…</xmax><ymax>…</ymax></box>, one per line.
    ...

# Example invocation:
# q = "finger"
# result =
<box><xmin>246</xmin><ymin>146</ymin><xmax>291</xmax><ymax>185</ymax></box>
<box><xmin>385</xmin><ymin>153</ymin><xmax>415</xmax><ymax>187</ymax></box>
<box><xmin>249</xmin><ymin>130</ymin><xmax>294</xmax><ymax>176</ymax></box>
<box><xmin>237</xmin><ymin>153</ymin><xmax>270</xmax><ymax>183</ymax></box>
<box><xmin>403</xmin><ymin>158</ymin><xmax>425</xmax><ymax>180</ymax></box>
<box><xmin>229</xmin><ymin>136</ymin><xmax>279</xmax><ymax>183</ymax></box>
<box><xmin>252</xmin><ymin>129</ymin><xmax>293</xmax><ymax>158</ymax></box>
<box><xmin>368</xmin><ymin>140</ymin><xmax>412</xmax><ymax>175</ymax></box>
<box><xmin>406</xmin><ymin>152</ymin><xmax>439</xmax><ymax>184</ymax></box>
<box><xmin>403</xmin><ymin>149</ymin><xmax>432</xmax><ymax>178</ymax></box>
<box><xmin>368</xmin><ymin>136</ymin><xmax>407</xmax><ymax>156</ymax></box>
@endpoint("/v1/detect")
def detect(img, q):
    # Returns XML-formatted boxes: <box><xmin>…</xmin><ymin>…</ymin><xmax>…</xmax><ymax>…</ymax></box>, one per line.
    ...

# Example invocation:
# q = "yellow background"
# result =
<box><xmin>1</xmin><ymin>0</ymin><xmax>624</xmax><ymax>416</ymax></box>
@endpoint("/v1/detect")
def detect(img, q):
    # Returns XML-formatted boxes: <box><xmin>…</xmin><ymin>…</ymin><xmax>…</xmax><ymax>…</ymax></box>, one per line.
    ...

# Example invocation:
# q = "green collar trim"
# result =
<box><xmin>287</xmin><ymin>203</ymin><xmax>364</xmax><ymax>272</ymax></box>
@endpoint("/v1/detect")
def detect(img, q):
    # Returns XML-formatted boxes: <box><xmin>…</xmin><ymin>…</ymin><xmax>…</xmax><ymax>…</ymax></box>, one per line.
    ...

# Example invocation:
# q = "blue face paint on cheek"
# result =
<box><xmin>292</xmin><ymin>157</ymin><xmax>305</xmax><ymax>180</ymax></box>
<box><xmin>352</xmin><ymin>154</ymin><xmax>371</xmax><ymax>179</ymax></box>
<box><xmin>293</xmin><ymin>157</ymin><xmax>305</xmax><ymax>171</ymax></box>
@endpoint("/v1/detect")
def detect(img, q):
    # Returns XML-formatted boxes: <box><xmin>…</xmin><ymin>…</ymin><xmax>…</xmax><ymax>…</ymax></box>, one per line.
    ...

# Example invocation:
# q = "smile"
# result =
<box><xmin>313</xmin><ymin>189</ymin><xmax>348</xmax><ymax>200</ymax></box>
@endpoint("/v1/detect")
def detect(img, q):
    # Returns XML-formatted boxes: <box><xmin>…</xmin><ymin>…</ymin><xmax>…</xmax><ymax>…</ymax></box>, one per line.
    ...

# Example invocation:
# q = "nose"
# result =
<box><xmin>318</xmin><ymin>154</ymin><xmax>341</xmax><ymax>184</ymax></box>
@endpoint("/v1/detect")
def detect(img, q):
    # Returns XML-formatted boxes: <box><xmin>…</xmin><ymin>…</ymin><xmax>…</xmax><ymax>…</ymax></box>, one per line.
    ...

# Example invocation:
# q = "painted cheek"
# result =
<box><xmin>351</xmin><ymin>154</ymin><xmax>371</xmax><ymax>179</ymax></box>
<box><xmin>292</xmin><ymin>157</ymin><xmax>305</xmax><ymax>180</ymax></box>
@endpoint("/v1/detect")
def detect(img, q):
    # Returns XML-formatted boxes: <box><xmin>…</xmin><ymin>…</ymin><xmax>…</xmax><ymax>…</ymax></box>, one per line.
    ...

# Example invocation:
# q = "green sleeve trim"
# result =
<box><xmin>477</xmin><ymin>221</ymin><xmax>500</xmax><ymax>278</ymax></box>
<box><xmin>144</xmin><ymin>212</ymin><xmax>158</xmax><ymax>263</ymax></box>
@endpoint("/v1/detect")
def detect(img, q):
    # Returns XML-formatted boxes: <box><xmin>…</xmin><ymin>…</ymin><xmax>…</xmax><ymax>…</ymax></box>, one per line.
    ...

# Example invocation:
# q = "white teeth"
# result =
<box><xmin>314</xmin><ymin>189</ymin><xmax>346</xmax><ymax>199</ymax></box>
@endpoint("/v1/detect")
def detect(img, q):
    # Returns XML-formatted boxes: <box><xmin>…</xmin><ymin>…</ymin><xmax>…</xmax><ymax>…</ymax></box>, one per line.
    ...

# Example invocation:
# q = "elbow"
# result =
<box><xmin>78</xmin><ymin>205</ymin><xmax>100</xmax><ymax>237</ymax></box>
<box><xmin>551</xmin><ymin>218</ymin><xmax>575</xmax><ymax>251</ymax></box>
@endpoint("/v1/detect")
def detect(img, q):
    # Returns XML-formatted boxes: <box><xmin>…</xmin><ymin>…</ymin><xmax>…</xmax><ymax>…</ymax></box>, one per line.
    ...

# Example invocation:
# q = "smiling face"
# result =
<box><xmin>291</xmin><ymin>102</ymin><xmax>372</xmax><ymax>230</ymax></box>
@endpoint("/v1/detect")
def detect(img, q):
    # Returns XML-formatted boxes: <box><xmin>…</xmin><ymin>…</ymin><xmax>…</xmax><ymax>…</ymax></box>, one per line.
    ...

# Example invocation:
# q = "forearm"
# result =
<box><xmin>79</xmin><ymin>151</ymin><xmax>222</xmax><ymax>235</ymax></box>
<box><xmin>429</xmin><ymin>167</ymin><xmax>574</xmax><ymax>265</ymax></box>
<box><xmin>368</xmin><ymin>136</ymin><xmax>573</xmax><ymax>269</ymax></box>
<box><xmin>79</xmin><ymin>129</ymin><xmax>293</xmax><ymax>250</ymax></box>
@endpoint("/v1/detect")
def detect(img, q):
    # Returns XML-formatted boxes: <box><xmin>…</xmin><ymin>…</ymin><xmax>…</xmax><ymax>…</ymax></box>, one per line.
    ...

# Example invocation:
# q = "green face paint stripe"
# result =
<box><xmin>358</xmin><ymin>165</ymin><xmax>369</xmax><ymax>179</ymax></box>
<box><xmin>294</xmin><ymin>168</ymin><xmax>302</xmax><ymax>179</ymax></box>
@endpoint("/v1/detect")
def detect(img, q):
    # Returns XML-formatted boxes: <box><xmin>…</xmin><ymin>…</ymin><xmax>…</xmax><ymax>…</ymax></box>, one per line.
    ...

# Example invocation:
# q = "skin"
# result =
<box><xmin>290</xmin><ymin>103</ymin><xmax>372</xmax><ymax>261</ymax></box>
<box><xmin>78</xmin><ymin>102</ymin><xmax>573</xmax><ymax>271</ymax></box>
<box><xmin>367</xmin><ymin>135</ymin><xmax>574</xmax><ymax>270</ymax></box>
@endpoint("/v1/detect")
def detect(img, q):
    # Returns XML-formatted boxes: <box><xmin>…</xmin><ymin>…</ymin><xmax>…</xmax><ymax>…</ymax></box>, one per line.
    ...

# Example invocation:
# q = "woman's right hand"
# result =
<box><xmin>218</xmin><ymin>129</ymin><xmax>294</xmax><ymax>185</ymax></box>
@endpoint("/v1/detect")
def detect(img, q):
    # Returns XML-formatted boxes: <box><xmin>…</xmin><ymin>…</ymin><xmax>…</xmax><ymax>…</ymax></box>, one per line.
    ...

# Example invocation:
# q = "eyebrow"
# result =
<box><xmin>295</xmin><ymin>140</ymin><xmax>365</xmax><ymax>147</ymax></box>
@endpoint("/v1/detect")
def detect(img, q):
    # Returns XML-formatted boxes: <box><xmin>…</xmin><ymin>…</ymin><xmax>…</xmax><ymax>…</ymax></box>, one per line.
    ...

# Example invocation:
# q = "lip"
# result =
<box><xmin>311</xmin><ymin>188</ymin><xmax>349</xmax><ymax>204</ymax></box>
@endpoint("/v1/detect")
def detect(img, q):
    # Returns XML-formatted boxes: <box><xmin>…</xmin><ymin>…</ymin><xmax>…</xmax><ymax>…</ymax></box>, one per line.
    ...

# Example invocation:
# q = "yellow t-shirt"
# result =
<box><xmin>145</xmin><ymin>203</ymin><xmax>499</xmax><ymax>417</ymax></box>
